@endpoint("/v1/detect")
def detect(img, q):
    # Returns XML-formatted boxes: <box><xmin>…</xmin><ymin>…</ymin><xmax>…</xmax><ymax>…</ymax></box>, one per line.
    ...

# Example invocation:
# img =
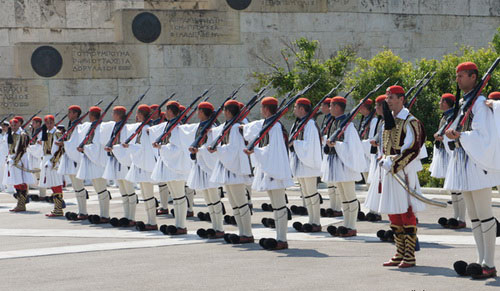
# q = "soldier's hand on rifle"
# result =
<box><xmin>207</xmin><ymin>147</ymin><xmax>216</xmax><ymax>153</ymax></box>
<box><xmin>77</xmin><ymin>147</ymin><xmax>84</xmax><ymax>153</ymax></box>
<box><xmin>243</xmin><ymin>148</ymin><xmax>253</xmax><ymax>155</ymax></box>
<box><xmin>369</xmin><ymin>139</ymin><xmax>378</xmax><ymax>147</ymax></box>
<box><xmin>37</xmin><ymin>141</ymin><xmax>42</xmax><ymax>145</ymax></box>
<box><xmin>485</xmin><ymin>100</ymin><xmax>494</xmax><ymax>108</ymax></box>
<box><xmin>55</xmin><ymin>141</ymin><xmax>63</xmax><ymax>147</ymax></box>
<box><xmin>189</xmin><ymin>147</ymin><xmax>198</xmax><ymax>154</ymax></box>
<box><xmin>152</xmin><ymin>142</ymin><xmax>160</xmax><ymax>149</ymax></box>
<box><xmin>122</xmin><ymin>143</ymin><xmax>129</xmax><ymax>148</ymax></box>
<box><xmin>445</xmin><ymin>129</ymin><xmax>460</xmax><ymax>140</ymax></box>
<box><xmin>104</xmin><ymin>147</ymin><xmax>112</xmax><ymax>152</ymax></box>
<box><xmin>433</xmin><ymin>132</ymin><xmax>443</xmax><ymax>141</ymax></box>
<box><xmin>326</xmin><ymin>140</ymin><xmax>336</xmax><ymax>148</ymax></box>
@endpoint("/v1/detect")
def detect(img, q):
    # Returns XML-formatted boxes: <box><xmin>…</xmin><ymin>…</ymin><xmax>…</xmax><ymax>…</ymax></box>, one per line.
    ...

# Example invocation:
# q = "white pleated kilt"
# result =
<box><xmin>251</xmin><ymin>168</ymin><xmax>294</xmax><ymax>192</ymax></box>
<box><xmin>366</xmin><ymin>155</ymin><xmax>378</xmax><ymax>184</ymax></box>
<box><xmin>321</xmin><ymin>154</ymin><xmax>362</xmax><ymax>183</ymax></box>
<box><xmin>429</xmin><ymin>146</ymin><xmax>449</xmax><ymax>179</ymax></box>
<box><xmin>290</xmin><ymin>154</ymin><xmax>321</xmax><ymax>179</ymax></box>
<box><xmin>28</xmin><ymin>155</ymin><xmax>41</xmax><ymax>170</ymax></box>
<box><xmin>76</xmin><ymin>155</ymin><xmax>105</xmax><ymax>180</ymax></box>
<box><xmin>377</xmin><ymin>166</ymin><xmax>426</xmax><ymax>214</ymax></box>
<box><xmin>364</xmin><ymin>163</ymin><xmax>382</xmax><ymax>212</ymax></box>
<box><xmin>57</xmin><ymin>154</ymin><xmax>79</xmax><ymax>176</ymax></box>
<box><xmin>187</xmin><ymin>163</ymin><xmax>220</xmax><ymax>191</ymax></box>
<box><xmin>210</xmin><ymin>161</ymin><xmax>252</xmax><ymax>186</ymax></box>
<box><xmin>102</xmin><ymin>156</ymin><xmax>129</xmax><ymax>181</ymax></box>
<box><xmin>125</xmin><ymin>164</ymin><xmax>153</xmax><ymax>183</ymax></box>
<box><xmin>39</xmin><ymin>156</ymin><xmax>63</xmax><ymax>188</ymax></box>
<box><xmin>3</xmin><ymin>155</ymin><xmax>36</xmax><ymax>186</ymax></box>
<box><xmin>151</xmin><ymin>159</ymin><xmax>186</xmax><ymax>183</ymax></box>
<box><xmin>444</xmin><ymin>147</ymin><xmax>500</xmax><ymax>192</ymax></box>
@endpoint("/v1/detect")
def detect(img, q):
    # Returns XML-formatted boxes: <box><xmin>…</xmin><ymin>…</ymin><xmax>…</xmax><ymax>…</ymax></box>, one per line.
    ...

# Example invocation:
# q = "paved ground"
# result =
<box><xmin>1</xmin><ymin>185</ymin><xmax>500</xmax><ymax>290</ymax></box>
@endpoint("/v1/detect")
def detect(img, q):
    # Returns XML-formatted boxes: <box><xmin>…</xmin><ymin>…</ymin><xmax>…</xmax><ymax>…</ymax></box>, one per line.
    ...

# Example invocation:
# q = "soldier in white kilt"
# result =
<box><xmin>38</xmin><ymin>115</ymin><xmax>66</xmax><ymax>217</ymax></box>
<box><xmin>378</xmin><ymin>86</ymin><xmax>426</xmax><ymax>269</ymax></box>
<box><xmin>0</xmin><ymin>121</ymin><xmax>9</xmax><ymax>192</ymax></box>
<box><xmin>365</xmin><ymin>95</ymin><xmax>387</xmax><ymax>218</ymax></box>
<box><xmin>76</xmin><ymin>106</ymin><xmax>111</xmax><ymax>224</ymax></box>
<box><xmin>149</xmin><ymin>101</ymin><xmax>192</xmax><ymax>235</ymax></box>
<box><xmin>102</xmin><ymin>106</ymin><xmax>138</xmax><ymax>227</ymax></box>
<box><xmin>445</xmin><ymin>63</ymin><xmax>500</xmax><ymax>279</ymax></box>
<box><xmin>289</xmin><ymin>98</ymin><xmax>323</xmax><ymax>232</ymax></box>
<box><xmin>57</xmin><ymin>105</ymin><xmax>90</xmax><ymax>220</ymax></box>
<box><xmin>120</xmin><ymin>104</ymin><xmax>158</xmax><ymax>231</ymax></box>
<box><xmin>208</xmin><ymin>100</ymin><xmax>253</xmax><ymax>244</ymax></box>
<box><xmin>186</xmin><ymin>102</ymin><xmax>225</xmax><ymax>239</ymax></box>
<box><xmin>485</xmin><ymin>92</ymin><xmax>500</xmax><ymax>191</ymax></box>
<box><xmin>431</xmin><ymin>93</ymin><xmax>467</xmax><ymax>229</ymax></box>
<box><xmin>5</xmin><ymin>118</ymin><xmax>36</xmax><ymax>212</ymax></box>
<box><xmin>322</xmin><ymin>96</ymin><xmax>367</xmax><ymax>237</ymax></box>
<box><xmin>26</xmin><ymin>116</ymin><xmax>46</xmax><ymax>201</ymax></box>
<box><xmin>243</xmin><ymin>97</ymin><xmax>294</xmax><ymax>250</ymax></box>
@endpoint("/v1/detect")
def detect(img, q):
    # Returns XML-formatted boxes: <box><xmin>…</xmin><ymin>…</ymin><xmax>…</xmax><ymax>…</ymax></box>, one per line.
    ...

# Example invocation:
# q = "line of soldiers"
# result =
<box><xmin>1</xmin><ymin>61</ymin><xmax>500</xmax><ymax>278</ymax></box>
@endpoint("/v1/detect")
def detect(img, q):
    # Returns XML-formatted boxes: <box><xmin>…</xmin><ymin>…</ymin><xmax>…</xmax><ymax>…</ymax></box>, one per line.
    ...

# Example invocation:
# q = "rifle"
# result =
<box><xmin>446</xmin><ymin>57</ymin><xmax>500</xmax><ymax>150</ymax></box>
<box><xmin>208</xmin><ymin>82</ymin><xmax>272</xmax><ymax>151</ymax></box>
<box><xmin>182</xmin><ymin>86</ymin><xmax>217</xmax><ymax>124</ymax></box>
<box><xmin>246</xmin><ymin>79</ymin><xmax>320</xmax><ymax>151</ymax></box>
<box><xmin>123</xmin><ymin>92</ymin><xmax>175</xmax><ymax>145</ymax></box>
<box><xmin>154</xmin><ymin>93</ymin><xmax>206</xmax><ymax>145</ymax></box>
<box><xmin>189</xmin><ymin>97</ymin><xmax>233</xmax><ymax>160</ymax></box>
<box><xmin>407</xmin><ymin>72</ymin><xmax>436</xmax><ymax>110</ymax></box>
<box><xmin>405</xmin><ymin>71</ymin><xmax>430</xmax><ymax>100</ymax></box>
<box><xmin>358</xmin><ymin>109</ymin><xmax>376</xmax><ymax>139</ymax></box>
<box><xmin>324</xmin><ymin>77</ymin><xmax>390</xmax><ymax>154</ymax></box>
<box><xmin>105</xmin><ymin>88</ymin><xmax>150</xmax><ymax>148</ymax></box>
<box><xmin>21</xmin><ymin>109</ymin><xmax>42</xmax><ymax>129</ymax></box>
<box><xmin>78</xmin><ymin>96</ymin><xmax>119</xmax><ymax>149</ymax></box>
<box><xmin>289</xmin><ymin>80</ymin><xmax>344</xmax><ymax>143</ymax></box>
<box><xmin>57</xmin><ymin>100</ymin><xmax>104</xmax><ymax>142</ymax></box>
<box><xmin>0</xmin><ymin>113</ymin><xmax>13</xmax><ymax>124</ymax></box>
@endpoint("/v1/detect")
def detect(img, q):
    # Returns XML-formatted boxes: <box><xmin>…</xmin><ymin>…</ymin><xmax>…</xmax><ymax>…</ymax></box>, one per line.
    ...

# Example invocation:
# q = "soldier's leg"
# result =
<box><xmin>463</xmin><ymin>191</ymin><xmax>485</xmax><ymax>265</ymax></box>
<box><xmin>46</xmin><ymin>185</ymin><xmax>64</xmax><ymax>217</ymax></box>
<box><xmin>157</xmin><ymin>183</ymin><xmax>170</xmax><ymax>214</ymax></box>
<box><xmin>303</xmin><ymin>177</ymin><xmax>321</xmax><ymax>228</ymax></box>
<box><xmin>92</xmin><ymin>178</ymin><xmax>110</xmax><ymax>219</ymax></box>
<box><xmin>168</xmin><ymin>180</ymin><xmax>188</xmax><ymax>230</ymax></box>
<box><xmin>207</xmin><ymin>187</ymin><xmax>224</xmax><ymax>233</ymax></box>
<box><xmin>140</xmin><ymin>182</ymin><xmax>157</xmax><ymax>227</ymax></box>
<box><xmin>185</xmin><ymin>186</ymin><xmax>195</xmax><ymax>215</ymax></box>
<box><xmin>339</xmin><ymin>181</ymin><xmax>358</xmax><ymax>235</ymax></box>
<box><xmin>123</xmin><ymin>180</ymin><xmax>137</xmax><ymax>221</ymax></box>
<box><xmin>69</xmin><ymin>175</ymin><xmax>87</xmax><ymax>217</ymax></box>
<box><xmin>117</xmin><ymin>179</ymin><xmax>130</xmax><ymax>219</ymax></box>
<box><xmin>224</xmin><ymin>185</ymin><xmax>243</xmax><ymax>234</ymax></box>
<box><xmin>10</xmin><ymin>184</ymin><xmax>28</xmax><ymax>212</ymax></box>
<box><xmin>268</xmin><ymin>189</ymin><xmax>288</xmax><ymax>243</ymax></box>
<box><xmin>471</xmin><ymin>188</ymin><xmax>496</xmax><ymax>270</ymax></box>
<box><xmin>327</xmin><ymin>182</ymin><xmax>341</xmax><ymax>212</ymax></box>
<box><xmin>226</xmin><ymin>184</ymin><xmax>253</xmax><ymax>238</ymax></box>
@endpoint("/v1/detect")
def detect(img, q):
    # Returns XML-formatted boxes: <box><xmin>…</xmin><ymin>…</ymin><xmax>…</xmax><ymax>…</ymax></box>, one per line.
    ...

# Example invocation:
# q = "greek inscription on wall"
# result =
<box><xmin>0</xmin><ymin>80</ymin><xmax>48</xmax><ymax>115</ymax></box>
<box><xmin>244</xmin><ymin>0</ymin><xmax>327</xmax><ymax>12</ymax></box>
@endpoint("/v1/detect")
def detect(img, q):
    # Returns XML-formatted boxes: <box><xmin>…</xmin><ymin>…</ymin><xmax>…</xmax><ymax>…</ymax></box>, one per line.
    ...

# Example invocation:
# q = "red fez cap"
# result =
<box><xmin>331</xmin><ymin>96</ymin><xmax>346</xmax><ymax>104</ymax></box>
<box><xmin>150</xmin><ymin>104</ymin><xmax>160</xmax><ymax>110</ymax></box>
<box><xmin>14</xmin><ymin>116</ymin><xmax>24</xmax><ymax>124</ymax></box>
<box><xmin>198</xmin><ymin>102</ymin><xmax>214</xmax><ymax>111</ymax></box>
<box><xmin>137</xmin><ymin>104</ymin><xmax>150</xmax><ymax>113</ymax></box>
<box><xmin>375</xmin><ymin>95</ymin><xmax>387</xmax><ymax>103</ymax></box>
<box><xmin>261</xmin><ymin>97</ymin><xmax>278</xmax><ymax>106</ymax></box>
<box><xmin>32</xmin><ymin>117</ymin><xmax>42</xmax><ymax>123</ymax></box>
<box><xmin>225</xmin><ymin>100</ymin><xmax>240</xmax><ymax>107</ymax></box>
<box><xmin>9</xmin><ymin>118</ymin><xmax>19</xmax><ymax>125</ymax></box>
<box><xmin>296</xmin><ymin>98</ymin><xmax>311</xmax><ymax>106</ymax></box>
<box><xmin>166</xmin><ymin>101</ymin><xmax>180</xmax><ymax>109</ymax></box>
<box><xmin>44</xmin><ymin>115</ymin><xmax>55</xmax><ymax>122</ymax></box>
<box><xmin>488</xmin><ymin>92</ymin><xmax>500</xmax><ymax>100</ymax></box>
<box><xmin>323</xmin><ymin>98</ymin><xmax>332</xmax><ymax>104</ymax></box>
<box><xmin>441</xmin><ymin>93</ymin><xmax>456</xmax><ymax>102</ymax></box>
<box><xmin>179</xmin><ymin>105</ymin><xmax>186</xmax><ymax>112</ymax></box>
<box><xmin>456</xmin><ymin>62</ymin><xmax>478</xmax><ymax>73</ymax></box>
<box><xmin>238</xmin><ymin>102</ymin><xmax>244</xmax><ymax>109</ymax></box>
<box><xmin>160</xmin><ymin>112</ymin><xmax>166</xmax><ymax>118</ymax></box>
<box><xmin>89</xmin><ymin>106</ymin><xmax>102</xmax><ymax>113</ymax></box>
<box><xmin>68</xmin><ymin>105</ymin><xmax>81</xmax><ymax>112</ymax></box>
<box><xmin>113</xmin><ymin>106</ymin><xmax>127</xmax><ymax>113</ymax></box>
<box><xmin>386</xmin><ymin>85</ymin><xmax>405</xmax><ymax>95</ymax></box>
<box><xmin>363</xmin><ymin>99</ymin><xmax>373</xmax><ymax>106</ymax></box>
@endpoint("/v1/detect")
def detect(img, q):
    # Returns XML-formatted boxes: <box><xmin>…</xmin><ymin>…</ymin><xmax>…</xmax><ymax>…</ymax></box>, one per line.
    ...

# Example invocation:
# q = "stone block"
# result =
<box><xmin>225</xmin><ymin>0</ymin><xmax>328</xmax><ymax>13</ymax></box>
<box><xmin>40</xmin><ymin>0</ymin><xmax>66</xmax><ymax>28</ymax></box>
<box><xmin>0</xmin><ymin>79</ymin><xmax>49</xmax><ymax>116</ymax></box>
<box><xmin>16</xmin><ymin>43</ymin><xmax>149</xmax><ymax>79</ymax></box>
<box><xmin>66</xmin><ymin>0</ymin><xmax>92</xmax><ymax>28</ymax></box>
<box><xmin>388</xmin><ymin>0</ymin><xmax>419</xmax><ymax>14</ymax></box>
<box><xmin>0</xmin><ymin>0</ymin><xmax>16</xmax><ymax>27</ymax></box>
<box><xmin>115</xmin><ymin>9</ymin><xmax>240</xmax><ymax>45</ymax></box>
<box><xmin>90</xmin><ymin>1</ymin><xmax>114</xmax><ymax>28</ymax></box>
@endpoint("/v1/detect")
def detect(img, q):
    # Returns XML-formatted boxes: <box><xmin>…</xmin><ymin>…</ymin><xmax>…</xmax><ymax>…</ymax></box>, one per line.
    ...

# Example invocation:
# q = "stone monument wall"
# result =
<box><xmin>0</xmin><ymin>0</ymin><xmax>498</xmax><ymax>118</ymax></box>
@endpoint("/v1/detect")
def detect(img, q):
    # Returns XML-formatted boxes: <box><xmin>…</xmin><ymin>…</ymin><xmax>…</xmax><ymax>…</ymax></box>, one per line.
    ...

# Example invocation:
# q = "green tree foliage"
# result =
<box><xmin>253</xmin><ymin>37</ymin><xmax>355</xmax><ymax>104</ymax></box>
